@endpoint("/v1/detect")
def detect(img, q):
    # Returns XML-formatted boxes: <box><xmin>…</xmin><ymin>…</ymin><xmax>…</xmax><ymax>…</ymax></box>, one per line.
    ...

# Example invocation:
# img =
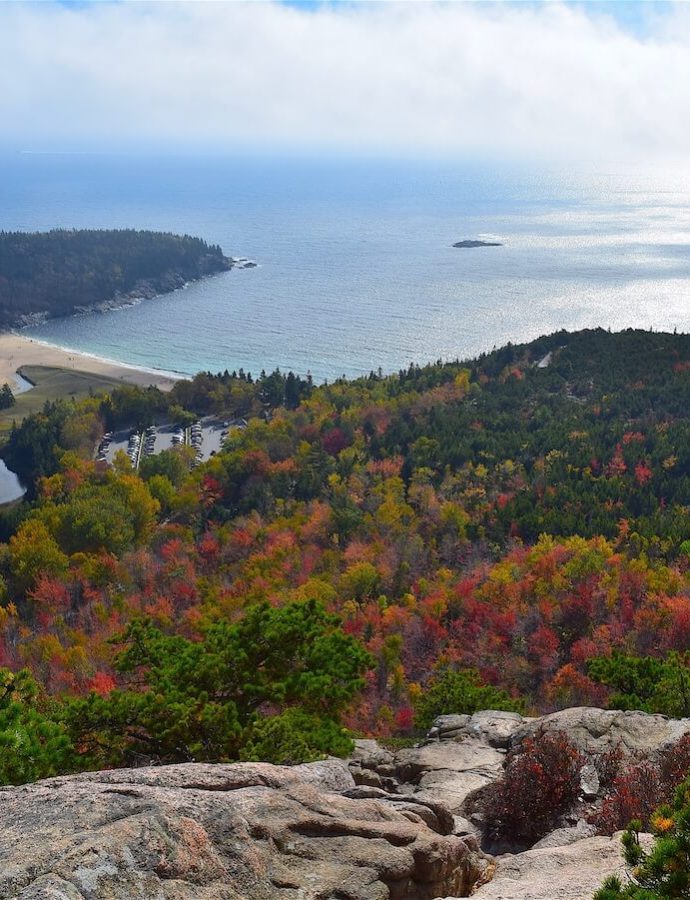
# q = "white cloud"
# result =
<box><xmin>3</xmin><ymin>0</ymin><xmax>690</xmax><ymax>163</ymax></box>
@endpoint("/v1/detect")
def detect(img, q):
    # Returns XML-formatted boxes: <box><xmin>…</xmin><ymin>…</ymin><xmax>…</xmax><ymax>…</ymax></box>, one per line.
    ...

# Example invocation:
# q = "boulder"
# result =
<box><xmin>579</xmin><ymin>764</ymin><xmax>600</xmax><ymax>799</ymax></box>
<box><xmin>461</xmin><ymin>711</ymin><xmax>528</xmax><ymax>749</ymax></box>
<box><xmin>427</xmin><ymin>712</ymin><xmax>527</xmax><ymax>748</ymax></box>
<box><xmin>365</xmin><ymin>740</ymin><xmax>505</xmax><ymax>828</ymax></box>
<box><xmin>531</xmin><ymin>820</ymin><xmax>597</xmax><ymax>851</ymax></box>
<box><xmin>427</xmin><ymin>707</ymin><xmax>690</xmax><ymax>758</ymax></box>
<box><xmin>348</xmin><ymin>708</ymin><xmax>690</xmax><ymax>893</ymax></box>
<box><xmin>509</xmin><ymin>707</ymin><xmax>690</xmax><ymax>755</ymax></box>
<box><xmin>426</xmin><ymin>715</ymin><xmax>471</xmax><ymax>742</ymax></box>
<box><xmin>4</xmin><ymin>707</ymin><xmax>686</xmax><ymax>899</ymax></box>
<box><xmin>351</xmin><ymin>740</ymin><xmax>396</xmax><ymax>771</ymax></box>
<box><xmin>350</xmin><ymin>740</ymin><xmax>400</xmax><ymax>793</ymax></box>
<box><xmin>394</xmin><ymin>740</ymin><xmax>504</xmax><ymax>787</ymax></box>
<box><xmin>0</xmin><ymin>760</ymin><xmax>490</xmax><ymax>900</ymax></box>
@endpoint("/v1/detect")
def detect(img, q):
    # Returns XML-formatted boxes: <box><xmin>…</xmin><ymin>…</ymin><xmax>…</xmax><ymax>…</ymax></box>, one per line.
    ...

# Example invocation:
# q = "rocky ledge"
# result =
<box><xmin>12</xmin><ymin>255</ymin><xmax>257</xmax><ymax>329</ymax></box>
<box><xmin>351</xmin><ymin>707</ymin><xmax>690</xmax><ymax>899</ymax></box>
<box><xmin>0</xmin><ymin>758</ymin><xmax>490</xmax><ymax>900</ymax></box>
<box><xmin>2</xmin><ymin>707</ymin><xmax>686</xmax><ymax>900</ymax></box>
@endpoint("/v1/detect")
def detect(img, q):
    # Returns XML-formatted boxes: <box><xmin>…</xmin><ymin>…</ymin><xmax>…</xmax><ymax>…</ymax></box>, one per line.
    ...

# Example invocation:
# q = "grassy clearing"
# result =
<box><xmin>0</xmin><ymin>366</ymin><xmax>125</xmax><ymax>437</ymax></box>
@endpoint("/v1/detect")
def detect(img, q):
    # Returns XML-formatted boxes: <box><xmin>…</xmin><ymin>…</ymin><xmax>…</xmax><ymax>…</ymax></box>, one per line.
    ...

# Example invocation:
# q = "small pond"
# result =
<box><xmin>0</xmin><ymin>459</ymin><xmax>25</xmax><ymax>504</ymax></box>
<box><xmin>13</xmin><ymin>371</ymin><xmax>35</xmax><ymax>394</ymax></box>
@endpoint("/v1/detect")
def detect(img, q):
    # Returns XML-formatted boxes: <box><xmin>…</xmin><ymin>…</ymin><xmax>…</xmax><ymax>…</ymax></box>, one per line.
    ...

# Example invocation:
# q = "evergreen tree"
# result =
<box><xmin>588</xmin><ymin>652</ymin><xmax>690</xmax><ymax>718</ymax></box>
<box><xmin>0</xmin><ymin>383</ymin><xmax>15</xmax><ymax>410</ymax></box>
<box><xmin>414</xmin><ymin>667</ymin><xmax>525</xmax><ymax>730</ymax></box>
<box><xmin>0</xmin><ymin>669</ymin><xmax>76</xmax><ymax>786</ymax></box>
<box><xmin>64</xmin><ymin>599</ymin><xmax>372</xmax><ymax>766</ymax></box>
<box><xmin>595</xmin><ymin>779</ymin><xmax>690</xmax><ymax>899</ymax></box>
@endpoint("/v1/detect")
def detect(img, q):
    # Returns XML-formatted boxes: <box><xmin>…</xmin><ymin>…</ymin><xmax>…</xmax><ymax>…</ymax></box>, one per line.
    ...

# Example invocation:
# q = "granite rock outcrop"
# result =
<box><xmin>3</xmin><ymin>707</ymin><xmax>687</xmax><ymax>899</ymax></box>
<box><xmin>0</xmin><ymin>759</ymin><xmax>489</xmax><ymax>900</ymax></box>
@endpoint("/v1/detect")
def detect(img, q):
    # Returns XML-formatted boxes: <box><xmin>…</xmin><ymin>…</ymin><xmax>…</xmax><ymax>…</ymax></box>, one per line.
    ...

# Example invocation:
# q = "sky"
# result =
<box><xmin>3</xmin><ymin>0</ymin><xmax>690</xmax><ymax>164</ymax></box>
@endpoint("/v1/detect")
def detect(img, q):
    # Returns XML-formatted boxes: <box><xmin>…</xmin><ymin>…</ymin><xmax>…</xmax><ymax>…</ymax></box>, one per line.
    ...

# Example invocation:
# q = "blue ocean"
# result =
<box><xmin>3</xmin><ymin>152</ymin><xmax>690</xmax><ymax>381</ymax></box>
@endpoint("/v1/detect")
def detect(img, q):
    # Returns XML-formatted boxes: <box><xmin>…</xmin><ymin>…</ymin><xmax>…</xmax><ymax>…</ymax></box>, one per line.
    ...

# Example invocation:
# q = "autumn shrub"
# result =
<box><xmin>659</xmin><ymin>733</ymin><xmax>690</xmax><ymax>793</ymax></box>
<box><xmin>594</xmin><ymin>761</ymin><xmax>663</xmax><ymax>834</ymax></box>
<box><xmin>594</xmin><ymin>735</ymin><xmax>690</xmax><ymax>835</ymax></box>
<box><xmin>594</xmin><ymin>778</ymin><xmax>690</xmax><ymax>899</ymax></box>
<box><xmin>595</xmin><ymin>744</ymin><xmax>625</xmax><ymax>790</ymax></box>
<box><xmin>479</xmin><ymin>729</ymin><xmax>584</xmax><ymax>846</ymax></box>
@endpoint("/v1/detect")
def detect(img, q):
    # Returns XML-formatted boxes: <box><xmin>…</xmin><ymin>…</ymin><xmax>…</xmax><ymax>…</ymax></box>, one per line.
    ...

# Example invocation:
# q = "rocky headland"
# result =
<box><xmin>0</xmin><ymin>230</ymin><xmax>255</xmax><ymax>329</ymax></box>
<box><xmin>14</xmin><ymin>257</ymin><xmax>259</xmax><ymax>328</ymax></box>
<box><xmin>1</xmin><ymin>706</ymin><xmax>685</xmax><ymax>899</ymax></box>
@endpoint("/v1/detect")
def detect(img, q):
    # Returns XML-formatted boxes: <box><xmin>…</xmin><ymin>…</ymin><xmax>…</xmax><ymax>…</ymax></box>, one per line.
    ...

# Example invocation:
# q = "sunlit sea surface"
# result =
<box><xmin>3</xmin><ymin>153</ymin><xmax>690</xmax><ymax>381</ymax></box>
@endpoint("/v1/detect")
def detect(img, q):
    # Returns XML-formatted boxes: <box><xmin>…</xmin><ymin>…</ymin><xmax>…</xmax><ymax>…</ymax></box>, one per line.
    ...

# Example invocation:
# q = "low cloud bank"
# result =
<box><xmin>3</xmin><ymin>1</ymin><xmax>690</xmax><ymax>163</ymax></box>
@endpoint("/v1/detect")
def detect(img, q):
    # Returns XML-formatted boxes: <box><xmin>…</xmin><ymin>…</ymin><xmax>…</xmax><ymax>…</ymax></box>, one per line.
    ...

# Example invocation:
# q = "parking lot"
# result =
<box><xmin>190</xmin><ymin>419</ymin><xmax>228</xmax><ymax>463</ymax></box>
<box><xmin>96</xmin><ymin>417</ymin><xmax>239</xmax><ymax>470</ymax></box>
<box><xmin>96</xmin><ymin>429</ymin><xmax>131</xmax><ymax>466</ymax></box>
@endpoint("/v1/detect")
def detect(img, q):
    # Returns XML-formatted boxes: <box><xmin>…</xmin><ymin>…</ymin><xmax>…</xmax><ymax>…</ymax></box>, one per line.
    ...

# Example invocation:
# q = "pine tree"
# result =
<box><xmin>64</xmin><ymin>599</ymin><xmax>372</xmax><ymax>766</ymax></box>
<box><xmin>595</xmin><ymin>778</ymin><xmax>690</xmax><ymax>899</ymax></box>
<box><xmin>0</xmin><ymin>669</ymin><xmax>76</xmax><ymax>785</ymax></box>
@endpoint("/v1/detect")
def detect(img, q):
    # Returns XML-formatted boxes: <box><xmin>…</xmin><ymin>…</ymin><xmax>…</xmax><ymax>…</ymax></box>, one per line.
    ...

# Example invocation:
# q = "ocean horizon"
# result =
<box><xmin>3</xmin><ymin>152</ymin><xmax>690</xmax><ymax>382</ymax></box>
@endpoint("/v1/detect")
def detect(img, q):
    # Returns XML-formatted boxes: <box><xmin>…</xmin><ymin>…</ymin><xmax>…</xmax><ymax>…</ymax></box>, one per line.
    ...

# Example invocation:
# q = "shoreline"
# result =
<box><xmin>0</xmin><ymin>332</ymin><xmax>187</xmax><ymax>393</ymax></box>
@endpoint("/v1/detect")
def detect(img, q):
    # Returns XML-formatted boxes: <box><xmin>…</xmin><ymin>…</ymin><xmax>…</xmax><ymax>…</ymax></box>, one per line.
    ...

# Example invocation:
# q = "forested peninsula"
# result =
<box><xmin>0</xmin><ymin>229</ymin><xmax>233</xmax><ymax>327</ymax></box>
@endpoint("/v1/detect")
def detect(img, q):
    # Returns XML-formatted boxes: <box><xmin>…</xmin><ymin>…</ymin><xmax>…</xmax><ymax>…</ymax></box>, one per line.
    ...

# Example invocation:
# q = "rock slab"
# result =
<box><xmin>469</xmin><ymin>832</ymin><xmax>653</xmax><ymax>900</ymax></box>
<box><xmin>0</xmin><ymin>760</ymin><xmax>489</xmax><ymax>900</ymax></box>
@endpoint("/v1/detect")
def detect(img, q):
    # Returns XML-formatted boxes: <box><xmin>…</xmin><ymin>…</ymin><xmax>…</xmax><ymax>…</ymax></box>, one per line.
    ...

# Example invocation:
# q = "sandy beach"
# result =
<box><xmin>0</xmin><ymin>332</ymin><xmax>182</xmax><ymax>392</ymax></box>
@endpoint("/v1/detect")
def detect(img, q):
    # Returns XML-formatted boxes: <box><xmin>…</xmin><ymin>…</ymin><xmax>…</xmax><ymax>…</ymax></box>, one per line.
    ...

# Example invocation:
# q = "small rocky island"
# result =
<box><xmin>453</xmin><ymin>239</ymin><xmax>503</xmax><ymax>248</ymax></box>
<box><xmin>0</xmin><ymin>229</ymin><xmax>250</xmax><ymax>328</ymax></box>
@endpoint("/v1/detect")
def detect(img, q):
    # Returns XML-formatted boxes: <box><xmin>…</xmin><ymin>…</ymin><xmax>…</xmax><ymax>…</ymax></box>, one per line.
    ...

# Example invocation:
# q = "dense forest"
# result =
<box><xmin>0</xmin><ymin>229</ymin><xmax>231</xmax><ymax>326</ymax></box>
<box><xmin>6</xmin><ymin>328</ymin><xmax>690</xmax><ymax>784</ymax></box>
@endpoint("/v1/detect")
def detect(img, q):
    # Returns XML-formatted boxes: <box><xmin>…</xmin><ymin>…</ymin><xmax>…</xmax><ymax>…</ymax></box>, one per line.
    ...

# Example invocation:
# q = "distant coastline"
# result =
<box><xmin>0</xmin><ymin>229</ymin><xmax>242</xmax><ymax>330</ymax></box>
<box><xmin>13</xmin><ymin>269</ymin><xmax>229</xmax><ymax>330</ymax></box>
<box><xmin>0</xmin><ymin>230</ymin><xmax>247</xmax><ymax>392</ymax></box>
<box><xmin>7</xmin><ymin>157</ymin><xmax>690</xmax><ymax>387</ymax></box>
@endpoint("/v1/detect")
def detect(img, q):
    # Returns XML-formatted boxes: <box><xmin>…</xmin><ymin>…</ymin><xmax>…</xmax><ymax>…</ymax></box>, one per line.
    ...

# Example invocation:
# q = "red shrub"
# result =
<box><xmin>594</xmin><ymin>761</ymin><xmax>661</xmax><ymax>834</ymax></box>
<box><xmin>594</xmin><ymin>744</ymin><xmax>624</xmax><ymax>790</ymax></box>
<box><xmin>480</xmin><ymin>730</ymin><xmax>584</xmax><ymax>846</ymax></box>
<box><xmin>660</xmin><ymin>734</ymin><xmax>690</xmax><ymax>796</ymax></box>
<box><xmin>594</xmin><ymin>735</ymin><xmax>690</xmax><ymax>835</ymax></box>
<box><xmin>394</xmin><ymin>706</ymin><xmax>414</xmax><ymax>734</ymax></box>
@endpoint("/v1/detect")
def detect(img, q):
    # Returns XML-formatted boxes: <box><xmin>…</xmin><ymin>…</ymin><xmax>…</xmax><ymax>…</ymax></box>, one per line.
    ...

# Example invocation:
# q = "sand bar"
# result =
<box><xmin>0</xmin><ymin>332</ymin><xmax>183</xmax><ymax>392</ymax></box>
